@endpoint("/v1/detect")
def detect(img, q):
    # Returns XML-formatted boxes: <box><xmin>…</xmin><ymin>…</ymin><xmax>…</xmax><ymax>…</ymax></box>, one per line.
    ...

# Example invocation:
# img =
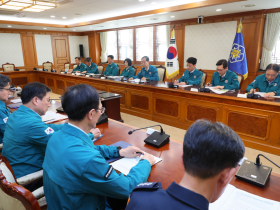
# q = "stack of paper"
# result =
<box><xmin>110</xmin><ymin>153</ymin><xmax>162</xmax><ymax>176</ymax></box>
<box><xmin>42</xmin><ymin>111</ymin><xmax>68</xmax><ymax>123</ymax></box>
<box><xmin>207</xmin><ymin>87</ymin><xmax>229</xmax><ymax>94</ymax></box>
<box><xmin>179</xmin><ymin>84</ymin><xmax>193</xmax><ymax>88</ymax></box>
<box><xmin>254</xmin><ymin>92</ymin><xmax>280</xmax><ymax>98</ymax></box>
<box><xmin>11</xmin><ymin>99</ymin><xmax>22</xmax><ymax>103</ymax></box>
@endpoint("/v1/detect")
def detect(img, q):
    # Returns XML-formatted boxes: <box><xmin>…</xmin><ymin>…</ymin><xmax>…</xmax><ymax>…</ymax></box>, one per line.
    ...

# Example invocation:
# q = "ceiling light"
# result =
<box><xmin>73</xmin><ymin>29</ymin><xmax>76</xmax><ymax>31</ymax></box>
<box><xmin>171</xmin><ymin>16</ymin><xmax>175</xmax><ymax>18</ymax></box>
<box><xmin>0</xmin><ymin>0</ymin><xmax>57</xmax><ymax>12</ymax></box>
<box><xmin>62</xmin><ymin>17</ymin><xmax>67</xmax><ymax>19</ymax></box>
<box><xmin>7</xmin><ymin>25</ymin><xmax>12</xmax><ymax>27</ymax></box>
<box><xmin>43</xmin><ymin>28</ymin><xmax>47</xmax><ymax>29</ymax></box>
<box><xmin>139</xmin><ymin>0</ymin><xmax>145</xmax><ymax>1</ymax></box>
<box><xmin>242</xmin><ymin>4</ymin><xmax>255</xmax><ymax>7</ymax></box>
<box><xmin>150</xmin><ymin>18</ymin><xmax>158</xmax><ymax>20</ymax></box>
<box><xmin>90</xmin><ymin>27</ymin><xmax>92</xmax><ymax>28</ymax></box>
<box><xmin>216</xmin><ymin>9</ymin><xmax>222</xmax><ymax>11</ymax></box>
<box><xmin>51</xmin><ymin>15</ymin><xmax>55</xmax><ymax>18</ymax></box>
<box><xmin>137</xmin><ymin>21</ymin><xmax>140</xmax><ymax>22</ymax></box>
<box><xmin>150</xmin><ymin>2</ymin><xmax>156</xmax><ymax>4</ymax></box>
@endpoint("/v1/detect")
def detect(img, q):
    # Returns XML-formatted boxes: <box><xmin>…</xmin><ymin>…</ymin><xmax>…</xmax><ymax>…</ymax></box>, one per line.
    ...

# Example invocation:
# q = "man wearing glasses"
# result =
<box><xmin>247</xmin><ymin>64</ymin><xmax>280</xmax><ymax>97</ymax></box>
<box><xmin>130</xmin><ymin>56</ymin><xmax>159</xmax><ymax>81</ymax></box>
<box><xmin>43</xmin><ymin>84</ymin><xmax>155</xmax><ymax>210</ymax></box>
<box><xmin>0</xmin><ymin>74</ymin><xmax>11</xmax><ymax>146</ymax></box>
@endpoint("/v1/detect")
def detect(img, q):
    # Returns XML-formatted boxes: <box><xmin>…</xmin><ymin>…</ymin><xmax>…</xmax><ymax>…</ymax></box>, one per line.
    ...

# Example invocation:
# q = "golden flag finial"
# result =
<box><xmin>237</xmin><ymin>18</ymin><xmax>243</xmax><ymax>33</ymax></box>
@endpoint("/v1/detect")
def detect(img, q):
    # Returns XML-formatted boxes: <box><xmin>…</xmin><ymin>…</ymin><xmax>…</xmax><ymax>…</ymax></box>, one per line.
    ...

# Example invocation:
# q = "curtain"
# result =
<box><xmin>166</xmin><ymin>25</ymin><xmax>171</xmax><ymax>47</ymax></box>
<box><xmin>100</xmin><ymin>32</ymin><xmax>108</xmax><ymax>62</ymax></box>
<box><xmin>260</xmin><ymin>13</ymin><xmax>280</xmax><ymax>70</ymax></box>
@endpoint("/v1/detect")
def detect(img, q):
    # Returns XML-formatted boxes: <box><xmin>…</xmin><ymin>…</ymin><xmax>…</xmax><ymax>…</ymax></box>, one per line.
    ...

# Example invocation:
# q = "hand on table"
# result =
<box><xmin>141</xmin><ymin>153</ymin><xmax>156</xmax><ymax>166</ymax></box>
<box><xmin>250</xmin><ymin>89</ymin><xmax>256</xmax><ymax>94</ymax></box>
<box><xmin>213</xmin><ymin>86</ymin><xmax>224</xmax><ymax>90</ymax></box>
<box><xmin>82</xmin><ymin>71</ymin><xmax>87</xmax><ymax>74</ymax></box>
<box><xmin>206</xmin><ymin>83</ymin><xmax>212</xmax><ymax>87</ymax></box>
<box><xmin>90</xmin><ymin>128</ymin><xmax>101</xmax><ymax>138</ymax></box>
<box><xmin>264</xmin><ymin>92</ymin><xmax>276</xmax><ymax>98</ymax></box>
<box><xmin>119</xmin><ymin>146</ymin><xmax>144</xmax><ymax>158</ymax></box>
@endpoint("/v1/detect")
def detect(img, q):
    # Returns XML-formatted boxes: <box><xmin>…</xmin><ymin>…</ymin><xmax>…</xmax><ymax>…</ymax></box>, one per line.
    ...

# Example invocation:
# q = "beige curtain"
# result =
<box><xmin>100</xmin><ymin>32</ymin><xmax>108</xmax><ymax>62</ymax></box>
<box><xmin>166</xmin><ymin>25</ymin><xmax>171</xmax><ymax>46</ymax></box>
<box><xmin>260</xmin><ymin>13</ymin><xmax>280</xmax><ymax>70</ymax></box>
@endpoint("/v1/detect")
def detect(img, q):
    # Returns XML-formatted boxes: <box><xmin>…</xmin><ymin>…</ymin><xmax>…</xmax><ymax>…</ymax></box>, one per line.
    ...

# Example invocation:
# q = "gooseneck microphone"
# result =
<box><xmin>247</xmin><ymin>80</ymin><xmax>259</xmax><ymax>99</ymax></box>
<box><xmin>128</xmin><ymin>125</ymin><xmax>164</xmax><ymax>135</ymax></box>
<box><xmin>255</xmin><ymin>154</ymin><xmax>280</xmax><ymax>168</ymax></box>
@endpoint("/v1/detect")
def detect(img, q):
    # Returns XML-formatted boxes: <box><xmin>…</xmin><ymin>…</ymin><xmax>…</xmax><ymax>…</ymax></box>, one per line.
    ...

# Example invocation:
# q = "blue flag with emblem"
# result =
<box><xmin>228</xmin><ymin>22</ymin><xmax>248</xmax><ymax>80</ymax></box>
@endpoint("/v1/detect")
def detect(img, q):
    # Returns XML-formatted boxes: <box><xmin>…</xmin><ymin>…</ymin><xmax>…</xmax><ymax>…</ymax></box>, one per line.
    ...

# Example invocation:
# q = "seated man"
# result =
<box><xmin>72</xmin><ymin>57</ymin><xmax>86</xmax><ymax>73</ymax></box>
<box><xmin>43</xmin><ymin>84</ymin><xmax>155</xmax><ymax>210</ymax></box>
<box><xmin>206</xmin><ymin>59</ymin><xmax>239</xmax><ymax>90</ymax></box>
<box><xmin>130</xmin><ymin>56</ymin><xmax>159</xmax><ymax>81</ymax></box>
<box><xmin>0</xmin><ymin>75</ymin><xmax>11</xmax><ymax>145</ymax></box>
<box><xmin>247</xmin><ymin>64</ymin><xmax>280</xmax><ymax>97</ymax></box>
<box><xmin>121</xmin><ymin>58</ymin><xmax>135</xmax><ymax>78</ymax></box>
<box><xmin>126</xmin><ymin>119</ymin><xmax>245</xmax><ymax>210</ymax></box>
<box><xmin>104</xmin><ymin>55</ymin><xmax>119</xmax><ymax>76</ymax></box>
<box><xmin>174</xmin><ymin>57</ymin><xmax>202</xmax><ymax>86</ymax></box>
<box><xmin>83</xmin><ymin>57</ymin><xmax>99</xmax><ymax>74</ymax></box>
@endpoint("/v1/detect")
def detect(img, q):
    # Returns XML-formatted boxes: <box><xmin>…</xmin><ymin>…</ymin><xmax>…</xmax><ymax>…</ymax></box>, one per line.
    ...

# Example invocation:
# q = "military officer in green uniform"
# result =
<box><xmin>83</xmin><ymin>57</ymin><xmax>99</xmax><ymax>74</ymax></box>
<box><xmin>206</xmin><ymin>59</ymin><xmax>240</xmax><ymax>90</ymax></box>
<box><xmin>174</xmin><ymin>57</ymin><xmax>202</xmax><ymax>86</ymax></box>
<box><xmin>72</xmin><ymin>57</ymin><xmax>86</xmax><ymax>73</ymax></box>
<box><xmin>247</xmin><ymin>64</ymin><xmax>280</xmax><ymax>97</ymax></box>
<box><xmin>104</xmin><ymin>55</ymin><xmax>119</xmax><ymax>76</ymax></box>
<box><xmin>121</xmin><ymin>58</ymin><xmax>135</xmax><ymax>78</ymax></box>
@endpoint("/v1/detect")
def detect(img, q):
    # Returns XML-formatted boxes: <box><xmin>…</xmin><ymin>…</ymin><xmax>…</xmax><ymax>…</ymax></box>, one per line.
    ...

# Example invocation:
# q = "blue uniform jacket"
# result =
<box><xmin>246</xmin><ymin>74</ymin><xmax>280</xmax><ymax>96</ymax></box>
<box><xmin>43</xmin><ymin>123</ymin><xmax>151</xmax><ymax>210</ymax></box>
<box><xmin>73</xmin><ymin>62</ymin><xmax>86</xmax><ymax>72</ymax></box>
<box><xmin>1</xmin><ymin>105</ymin><xmax>63</xmax><ymax>178</ymax></box>
<box><xmin>0</xmin><ymin>101</ymin><xmax>10</xmax><ymax>144</ymax></box>
<box><xmin>178</xmin><ymin>68</ymin><xmax>203</xmax><ymax>85</ymax></box>
<box><xmin>104</xmin><ymin>62</ymin><xmax>119</xmax><ymax>76</ymax></box>
<box><xmin>133</xmin><ymin>65</ymin><xmax>159</xmax><ymax>81</ymax></box>
<box><xmin>211</xmin><ymin>70</ymin><xmax>240</xmax><ymax>90</ymax></box>
<box><xmin>126</xmin><ymin>182</ymin><xmax>209</xmax><ymax>210</ymax></box>
<box><xmin>121</xmin><ymin>66</ymin><xmax>135</xmax><ymax>78</ymax></box>
<box><xmin>85</xmin><ymin>62</ymin><xmax>99</xmax><ymax>74</ymax></box>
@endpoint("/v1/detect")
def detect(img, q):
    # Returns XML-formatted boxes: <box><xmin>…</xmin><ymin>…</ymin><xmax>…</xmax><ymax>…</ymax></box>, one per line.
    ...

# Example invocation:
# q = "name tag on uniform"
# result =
<box><xmin>45</xmin><ymin>127</ymin><xmax>54</xmax><ymax>135</ymax></box>
<box><xmin>149</xmin><ymin>72</ymin><xmax>151</xmax><ymax>74</ymax></box>
<box><xmin>194</xmin><ymin>76</ymin><xmax>196</xmax><ymax>78</ymax></box>
<box><xmin>225</xmin><ymin>80</ymin><xmax>228</xmax><ymax>83</ymax></box>
<box><xmin>274</xmin><ymin>83</ymin><xmax>277</xmax><ymax>86</ymax></box>
<box><xmin>3</xmin><ymin>117</ymin><xmax>8</xmax><ymax>123</ymax></box>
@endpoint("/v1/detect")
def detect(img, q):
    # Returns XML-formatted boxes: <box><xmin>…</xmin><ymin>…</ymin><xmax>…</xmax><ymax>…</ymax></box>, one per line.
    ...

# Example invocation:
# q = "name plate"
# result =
<box><xmin>86</xmin><ymin>75</ymin><xmax>90</xmax><ymax>77</ymax></box>
<box><xmin>190</xmin><ymin>88</ymin><xmax>198</xmax><ymax>92</ymax></box>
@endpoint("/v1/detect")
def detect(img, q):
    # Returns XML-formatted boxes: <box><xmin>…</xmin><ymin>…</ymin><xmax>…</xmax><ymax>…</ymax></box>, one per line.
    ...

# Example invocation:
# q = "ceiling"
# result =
<box><xmin>0</xmin><ymin>0</ymin><xmax>279</xmax><ymax>32</ymax></box>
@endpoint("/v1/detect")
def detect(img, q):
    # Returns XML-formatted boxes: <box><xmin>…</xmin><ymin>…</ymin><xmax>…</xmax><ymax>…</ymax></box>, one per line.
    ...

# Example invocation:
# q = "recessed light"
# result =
<box><xmin>50</xmin><ymin>15</ymin><xmax>55</xmax><ymax>18</ymax></box>
<box><xmin>139</xmin><ymin>0</ymin><xmax>145</xmax><ymax>2</ymax></box>
<box><xmin>150</xmin><ymin>2</ymin><xmax>156</xmax><ymax>4</ymax></box>
<box><xmin>171</xmin><ymin>16</ymin><xmax>175</xmax><ymax>18</ymax></box>
<box><xmin>7</xmin><ymin>25</ymin><xmax>12</xmax><ymax>27</ymax></box>
<box><xmin>242</xmin><ymin>4</ymin><xmax>255</xmax><ymax>7</ymax></box>
<box><xmin>150</xmin><ymin>18</ymin><xmax>158</xmax><ymax>20</ymax></box>
<box><xmin>137</xmin><ymin>21</ymin><xmax>140</xmax><ymax>23</ymax></box>
<box><xmin>216</xmin><ymin>9</ymin><xmax>222</xmax><ymax>12</ymax></box>
<box><xmin>43</xmin><ymin>28</ymin><xmax>47</xmax><ymax>29</ymax></box>
<box><xmin>62</xmin><ymin>17</ymin><xmax>67</xmax><ymax>19</ymax></box>
<box><xmin>73</xmin><ymin>29</ymin><xmax>76</xmax><ymax>31</ymax></box>
<box><xmin>90</xmin><ymin>27</ymin><xmax>92</xmax><ymax>29</ymax></box>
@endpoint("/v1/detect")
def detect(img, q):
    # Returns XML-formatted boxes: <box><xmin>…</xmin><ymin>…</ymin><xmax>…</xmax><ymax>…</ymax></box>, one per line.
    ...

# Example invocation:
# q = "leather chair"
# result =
<box><xmin>0</xmin><ymin>156</ymin><xmax>46</xmax><ymax>210</ymax></box>
<box><xmin>42</xmin><ymin>62</ymin><xmax>52</xmax><ymax>72</ymax></box>
<box><xmin>198</xmin><ymin>69</ymin><xmax>208</xmax><ymax>87</ymax></box>
<box><xmin>233</xmin><ymin>71</ymin><xmax>244</xmax><ymax>89</ymax></box>
<box><xmin>72</xmin><ymin>64</ymin><xmax>78</xmax><ymax>69</ymax></box>
<box><xmin>155</xmin><ymin>65</ymin><xmax>166</xmax><ymax>82</ymax></box>
<box><xmin>97</xmin><ymin>64</ymin><xmax>104</xmax><ymax>74</ymax></box>
<box><xmin>2</xmin><ymin>63</ymin><xmax>15</xmax><ymax>72</ymax></box>
<box><xmin>64</xmin><ymin>62</ymin><xmax>70</xmax><ymax>70</ymax></box>
<box><xmin>131</xmin><ymin>66</ymin><xmax>138</xmax><ymax>76</ymax></box>
<box><xmin>116</xmin><ymin>64</ymin><xmax>121</xmax><ymax>76</ymax></box>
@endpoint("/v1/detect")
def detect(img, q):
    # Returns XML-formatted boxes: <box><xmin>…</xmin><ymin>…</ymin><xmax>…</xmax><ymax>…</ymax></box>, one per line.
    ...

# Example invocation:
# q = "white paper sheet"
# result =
<box><xmin>179</xmin><ymin>84</ymin><xmax>193</xmax><ymax>87</ymax></box>
<box><xmin>42</xmin><ymin>111</ymin><xmax>68</xmax><ymax>123</ymax></box>
<box><xmin>10</xmin><ymin>99</ymin><xmax>22</xmax><ymax>103</ymax></box>
<box><xmin>110</xmin><ymin>153</ymin><xmax>162</xmax><ymax>176</ymax></box>
<box><xmin>254</xmin><ymin>92</ymin><xmax>280</xmax><ymax>98</ymax></box>
<box><xmin>206</xmin><ymin>87</ymin><xmax>229</xmax><ymax>94</ymax></box>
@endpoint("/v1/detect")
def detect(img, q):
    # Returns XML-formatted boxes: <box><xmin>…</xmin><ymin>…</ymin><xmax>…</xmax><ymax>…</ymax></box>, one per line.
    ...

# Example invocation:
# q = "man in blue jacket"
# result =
<box><xmin>83</xmin><ymin>57</ymin><xmax>99</xmax><ymax>74</ymax></box>
<box><xmin>104</xmin><ymin>55</ymin><xmax>119</xmax><ymax>76</ymax></box>
<box><xmin>130</xmin><ymin>56</ymin><xmax>159</xmax><ymax>81</ymax></box>
<box><xmin>73</xmin><ymin>57</ymin><xmax>86</xmax><ymax>73</ymax></box>
<box><xmin>174</xmin><ymin>57</ymin><xmax>202</xmax><ymax>86</ymax></box>
<box><xmin>43</xmin><ymin>84</ymin><xmax>155</xmax><ymax>210</ymax></box>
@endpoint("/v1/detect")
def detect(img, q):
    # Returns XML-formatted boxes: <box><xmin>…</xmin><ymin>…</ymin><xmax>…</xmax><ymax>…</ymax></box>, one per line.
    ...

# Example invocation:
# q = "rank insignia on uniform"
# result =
<box><xmin>225</xmin><ymin>80</ymin><xmax>228</xmax><ymax>83</ymax></box>
<box><xmin>274</xmin><ymin>83</ymin><xmax>277</xmax><ymax>86</ymax></box>
<box><xmin>45</xmin><ymin>127</ymin><xmax>54</xmax><ymax>135</ymax></box>
<box><xmin>3</xmin><ymin>117</ymin><xmax>8</xmax><ymax>123</ymax></box>
<box><xmin>194</xmin><ymin>76</ymin><xmax>196</xmax><ymax>78</ymax></box>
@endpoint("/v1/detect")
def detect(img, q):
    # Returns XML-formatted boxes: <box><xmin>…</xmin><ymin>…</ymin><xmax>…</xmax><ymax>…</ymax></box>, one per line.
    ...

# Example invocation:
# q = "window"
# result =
<box><xmin>118</xmin><ymin>29</ymin><xmax>133</xmax><ymax>61</ymax></box>
<box><xmin>156</xmin><ymin>25</ymin><xmax>168</xmax><ymax>62</ymax></box>
<box><xmin>136</xmin><ymin>27</ymin><xmax>154</xmax><ymax>61</ymax></box>
<box><xmin>272</xmin><ymin>35</ymin><xmax>280</xmax><ymax>64</ymax></box>
<box><xmin>107</xmin><ymin>31</ymin><xmax>118</xmax><ymax>60</ymax></box>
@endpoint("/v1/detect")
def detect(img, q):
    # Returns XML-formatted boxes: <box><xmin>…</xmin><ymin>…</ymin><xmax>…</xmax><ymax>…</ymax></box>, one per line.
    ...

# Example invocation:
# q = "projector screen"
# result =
<box><xmin>184</xmin><ymin>21</ymin><xmax>237</xmax><ymax>70</ymax></box>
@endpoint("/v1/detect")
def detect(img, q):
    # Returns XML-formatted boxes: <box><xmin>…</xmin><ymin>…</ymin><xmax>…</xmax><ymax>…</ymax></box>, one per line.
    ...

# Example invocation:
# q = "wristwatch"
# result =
<box><xmin>117</xmin><ymin>146</ymin><xmax>123</xmax><ymax>157</ymax></box>
<box><xmin>273</xmin><ymin>91</ymin><xmax>277</xmax><ymax>96</ymax></box>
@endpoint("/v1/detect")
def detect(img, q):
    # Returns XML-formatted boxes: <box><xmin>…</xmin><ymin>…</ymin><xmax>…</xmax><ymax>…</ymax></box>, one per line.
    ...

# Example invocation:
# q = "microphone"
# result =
<box><xmin>128</xmin><ymin>125</ymin><xmax>164</xmax><ymax>135</ymax></box>
<box><xmin>168</xmin><ymin>74</ymin><xmax>179</xmax><ymax>88</ymax></box>
<box><xmin>199</xmin><ymin>82</ymin><xmax>210</xmax><ymax>93</ymax></box>
<box><xmin>235</xmin><ymin>153</ymin><xmax>278</xmax><ymax>187</ymax></box>
<box><xmin>128</xmin><ymin>124</ymin><xmax>170</xmax><ymax>148</ymax></box>
<box><xmin>247</xmin><ymin>80</ymin><xmax>259</xmax><ymax>99</ymax></box>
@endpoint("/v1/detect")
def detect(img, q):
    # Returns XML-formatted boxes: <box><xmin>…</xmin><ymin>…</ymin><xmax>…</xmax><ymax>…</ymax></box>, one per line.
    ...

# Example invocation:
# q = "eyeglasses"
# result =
<box><xmin>0</xmin><ymin>88</ymin><xmax>11</xmax><ymax>92</ymax></box>
<box><xmin>96</xmin><ymin>107</ymin><xmax>106</xmax><ymax>114</ymax></box>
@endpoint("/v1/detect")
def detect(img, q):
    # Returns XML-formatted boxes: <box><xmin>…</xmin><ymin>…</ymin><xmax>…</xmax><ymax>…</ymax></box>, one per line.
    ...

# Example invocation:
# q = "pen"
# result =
<box><xmin>136</xmin><ymin>152</ymin><xmax>144</xmax><ymax>155</ymax></box>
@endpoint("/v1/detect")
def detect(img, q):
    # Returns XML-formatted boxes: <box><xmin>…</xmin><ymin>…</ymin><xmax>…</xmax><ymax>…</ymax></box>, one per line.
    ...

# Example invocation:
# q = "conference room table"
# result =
<box><xmin>3</xmin><ymin>70</ymin><xmax>280</xmax><ymax>157</ymax></box>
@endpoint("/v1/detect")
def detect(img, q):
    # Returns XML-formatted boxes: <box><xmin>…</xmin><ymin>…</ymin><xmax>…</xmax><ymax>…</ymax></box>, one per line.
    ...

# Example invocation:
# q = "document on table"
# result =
<box><xmin>179</xmin><ymin>84</ymin><xmax>193</xmax><ymax>87</ymax></box>
<box><xmin>254</xmin><ymin>92</ymin><xmax>280</xmax><ymax>98</ymax></box>
<box><xmin>207</xmin><ymin>87</ymin><xmax>229</xmax><ymax>94</ymax></box>
<box><xmin>11</xmin><ymin>99</ymin><xmax>22</xmax><ymax>103</ymax></box>
<box><xmin>110</xmin><ymin>153</ymin><xmax>162</xmax><ymax>176</ymax></box>
<box><xmin>209</xmin><ymin>184</ymin><xmax>280</xmax><ymax>210</ymax></box>
<box><xmin>42</xmin><ymin>111</ymin><xmax>68</xmax><ymax>123</ymax></box>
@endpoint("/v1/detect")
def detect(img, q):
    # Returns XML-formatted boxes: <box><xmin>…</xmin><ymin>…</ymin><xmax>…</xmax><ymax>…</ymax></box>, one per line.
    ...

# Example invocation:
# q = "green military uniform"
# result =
<box><xmin>0</xmin><ymin>100</ymin><xmax>10</xmax><ymax>144</ymax></box>
<box><xmin>121</xmin><ymin>66</ymin><xmax>135</xmax><ymax>78</ymax></box>
<box><xmin>104</xmin><ymin>62</ymin><xmax>119</xmax><ymax>76</ymax></box>
<box><xmin>211</xmin><ymin>70</ymin><xmax>239</xmax><ymax>90</ymax></box>
<box><xmin>85</xmin><ymin>62</ymin><xmax>99</xmax><ymax>74</ymax></box>
<box><xmin>73</xmin><ymin>62</ymin><xmax>86</xmax><ymax>72</ymax></box>
<box><xmin>246</xmin><ymin>74</ymin><xmax>280</xmax><ymax>96</ymax></box>
<box><xmin>178</xmin><ymin>68</ymin><xmax>203</xmax><ymax>85</ymax></box>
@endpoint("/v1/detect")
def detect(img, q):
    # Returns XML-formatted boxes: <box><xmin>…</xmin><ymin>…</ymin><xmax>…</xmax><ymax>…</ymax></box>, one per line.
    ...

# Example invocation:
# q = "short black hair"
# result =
<box><xmin>187</xmin><ymin>57</ymin><xmax>197</xmax><ymax>65</ymax></box>
<box><xmin>216</xmin><ymin>59</ymin><xmax>228</xmax><ymax>69</ymax></box>
<box><xmin>84</xmin><ymin>57</ymin><xmax>92</xmax><ymax>63</ymax></box>
<box><xmin>108</xmin><ymin>55</ymin><xmax>114</xmax><ymax>60</ymax></box>
<box><xmin>0</xmin><ymin>75</ymin><xmax>11</xmax><ymax>89</ymax></box>
<box><xmin>75</xmin><ymin>57</ymin><xmax>81</xmax><ymax>61</ymax></box>
<box><xmin>266</xmin><ymin>64</ymin><xmax>280</xmax><ymax>73</ymax></box>
<box><xmin>21</xmin><ymin>82</ymin><xmax>51</xmax><ymax>104</ymax></box>
<box><xmin>183</xmin><ymin>119</ymin><xmax>244</xmax><ymax>179</ymax></box>
<box><xmin>141</xmin><ymin>56</ymin><xmax>149</xmax><ymax>62</ymax></box>
<box><xmin>124</xmin><ymin>58</ymin><xmax>132</xmax><ymax>66</ymax></box>
<box><xmin>62</xmin><ymin>84</ymin><xmax>100</xmax><ymax>121</ymax></box>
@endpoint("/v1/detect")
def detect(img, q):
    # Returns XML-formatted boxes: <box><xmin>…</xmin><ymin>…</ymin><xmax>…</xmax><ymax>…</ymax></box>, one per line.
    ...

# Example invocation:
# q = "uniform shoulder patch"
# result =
<box><xmin>45</xmin><ymin>127</ymin><xmax>54</xmax><ymax>135</ymax></box>
<box><xmin>3</xmin><ymin>117</ymin><xmax>8</xmax><ymax>123</ymax></box>
<box><xmin>104</xmin><ymin>165</ymin><xmax>113</xmax><ymax>179</ymax></box>
<box><xmin>133</xmin><ymin>182</ymin><xmax>162</xmax><ymax>191</ymax></box>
